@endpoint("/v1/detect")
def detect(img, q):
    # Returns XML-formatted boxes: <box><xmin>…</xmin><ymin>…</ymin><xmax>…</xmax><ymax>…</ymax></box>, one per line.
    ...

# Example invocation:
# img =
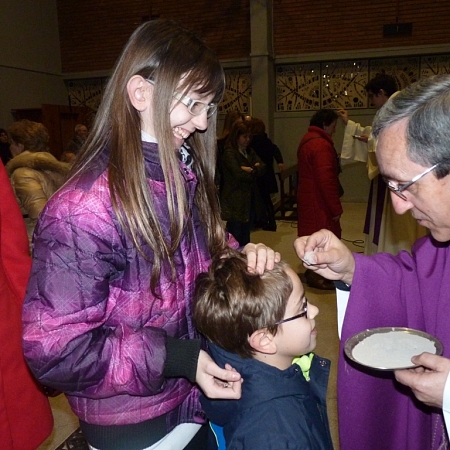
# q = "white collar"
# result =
<box><xmin>141</xmin><ymin>130</ymin><xmax>158</xmax><ymax>143</ymax></box>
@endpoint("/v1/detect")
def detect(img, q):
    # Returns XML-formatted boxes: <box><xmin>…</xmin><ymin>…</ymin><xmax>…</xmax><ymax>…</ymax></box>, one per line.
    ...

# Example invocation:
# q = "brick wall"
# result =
<box><xmin>273</xmin><ymin>0</ymin><xmax>450</xmax><ymax>55</ymax></box>
<box><xmin>57</xmin><ymin>0</ymin><xmax>450</xmax><ymax>73</ymax></box>
<box><xmin>56</xmin><ymin>0</ymin><xmax>251</xmax><ymax>73</ymax></box>
<box><xmin>57</xmin><ymin>0</ymin><xmax>148</xmax><ymax>73</ymax></box>
<box><xmin>151</xmin><ymin>0</ymin><xmax>251</xmax><ymax>60</ymax></box>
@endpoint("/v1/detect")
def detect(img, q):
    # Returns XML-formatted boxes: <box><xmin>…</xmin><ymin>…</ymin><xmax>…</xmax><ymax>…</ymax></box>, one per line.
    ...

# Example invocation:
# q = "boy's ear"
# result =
<box><xmin>127</xmin><ymin>75</ymin><xmax>151</xmax><ymax>111</ymax></box>
<box><xmin>248</xmin><ymin>329</ymin><xmax>277</xmax><ymax>355</ymax></box>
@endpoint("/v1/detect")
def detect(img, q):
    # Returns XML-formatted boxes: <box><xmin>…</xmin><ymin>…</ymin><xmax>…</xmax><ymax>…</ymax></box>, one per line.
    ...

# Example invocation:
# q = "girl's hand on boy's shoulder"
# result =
<box><xmin>196</xmin><ymin>350</ymin><xmax>242</xmax><ymax>399</ymax></box>
<box><xmin>243</xmin><ymin>243</ymin><xmax>281</xmax><ymax>274</ymax></box>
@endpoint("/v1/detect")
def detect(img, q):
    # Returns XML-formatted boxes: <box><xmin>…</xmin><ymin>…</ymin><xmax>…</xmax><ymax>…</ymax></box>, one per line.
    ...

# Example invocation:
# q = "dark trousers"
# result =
<box><xmin>259</xmin><ymin>188</ymin><xmax>277</xmax><ymax>230</ymax></box>
<box><xmin>226</xmin><ymin>221</ymin><xmax>251</xmax><ymax>247</ymax></box>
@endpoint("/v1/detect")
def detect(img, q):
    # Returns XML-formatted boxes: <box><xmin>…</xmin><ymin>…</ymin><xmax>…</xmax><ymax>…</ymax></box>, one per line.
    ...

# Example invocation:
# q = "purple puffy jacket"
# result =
<box><xmin>22</xmin><ymin>142</ymin><xmax>235</xmax><ymax>428</ymax></box>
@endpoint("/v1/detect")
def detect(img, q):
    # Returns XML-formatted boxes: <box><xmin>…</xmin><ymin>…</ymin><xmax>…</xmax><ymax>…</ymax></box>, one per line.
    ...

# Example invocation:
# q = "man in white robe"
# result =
<box><xmin>338</xmin><ymin>74</ymin><xmax>427</xmax><ymax>255</ymax></box>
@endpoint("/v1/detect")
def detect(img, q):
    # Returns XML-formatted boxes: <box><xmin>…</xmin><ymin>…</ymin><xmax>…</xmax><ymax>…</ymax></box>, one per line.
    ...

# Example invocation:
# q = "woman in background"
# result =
<box><xmin>249</xmin><ymin>117</ymin><xmax>284</xmax><ymax>231</ymax></box>
<box><xmin>6</xmin><ymin>119</ymin><xmax>69</xmax><ymax>246</ymax></box>
<box><xmin>220</xmin><ymin>121</ymin><xmax>266</xmax><ymax>246</ymax></box>
<box><xmin>297</xmin><ymin>109</ymin><xmax>343</xmax><ymax>290</ymax></box>
<box><xmin>216</xmin><ymin>110</ymin><xmax>244</xmax><ymax>194</ymax></box>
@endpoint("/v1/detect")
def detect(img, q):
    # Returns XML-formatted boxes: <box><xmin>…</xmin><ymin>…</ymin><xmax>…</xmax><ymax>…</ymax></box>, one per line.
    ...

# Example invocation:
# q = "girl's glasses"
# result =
<box><xmin>146</xmin><ymin>78</ymin><xmax>217</xmax><ymax>118</ymax></box>
<box><xmin>172</xmin><ymin>92</ymin><xmax>217</xmax><ymax>118</ymax></box>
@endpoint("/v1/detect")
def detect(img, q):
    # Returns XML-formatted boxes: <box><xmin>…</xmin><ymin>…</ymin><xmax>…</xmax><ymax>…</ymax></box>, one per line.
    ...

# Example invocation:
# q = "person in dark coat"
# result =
<box><xmin>297</xmin><ymin>109</ymin><xmax>343</xmax><ymax>290</ymax></box>
<box><xmin>249</xmin><ymin>117</ymin><xmax>284</xmax><ymax>231</ymax></box>
<box><xmin>216</xmin><ymin>110</ymin><xmax>244</xmax><ymax>193</ymax></box>
<box><xmin>220</xmin><ymin>121</ymin><xmax>266</xmax><ymax>246</ymax></box>
<box><xmin>194</xmin><ymin>249</ymin><xmax>333</xmax><ymax>450</ymax></box>
<box><xmin>61</xmin><ymin>123</ymin><xmax>88</xmax><ymax>163</ymax></box>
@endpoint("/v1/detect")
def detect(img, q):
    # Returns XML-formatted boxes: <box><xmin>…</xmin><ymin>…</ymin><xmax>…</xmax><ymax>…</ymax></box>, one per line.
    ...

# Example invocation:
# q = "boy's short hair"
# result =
<box><xmin>193</xmin><ymin>249</ymin><xmax>293</xmax><ymax>358</ymax></box>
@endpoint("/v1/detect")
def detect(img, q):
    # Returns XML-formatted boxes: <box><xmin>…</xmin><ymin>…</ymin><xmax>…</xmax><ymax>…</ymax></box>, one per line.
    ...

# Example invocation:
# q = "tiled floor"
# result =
<box><xmin>38</xmin><ymin>202</ymin><xmax>368</xmax><ymax>450</ymax></box>
<box><xmin>38</xmin><ymin>395</ymin><xmax>83</xmax><ymax>449</ymax></box>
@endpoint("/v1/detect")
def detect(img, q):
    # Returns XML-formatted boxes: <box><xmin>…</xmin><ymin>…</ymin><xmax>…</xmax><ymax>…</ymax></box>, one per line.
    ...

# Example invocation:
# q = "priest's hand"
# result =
<box><xmin>337</xmin><ymin>109</ymin><xmax>349</xmax><ymax>125</ymax></box>
<box><xmin>294</xmin><ymin>229</ymin><xmax>355</xmax><ymax>286</ymax></box>
<box><xmin>394</xmin><ymin>352</ymin><xmax>450</xmax><ymax>408</ymax></box>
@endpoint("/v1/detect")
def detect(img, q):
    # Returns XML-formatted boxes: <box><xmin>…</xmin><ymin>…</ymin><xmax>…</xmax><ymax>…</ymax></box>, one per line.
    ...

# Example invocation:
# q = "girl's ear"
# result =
<box><xmin>248</xmin><ymin>329</ymin><xmax>277</xmax><ymax>355</ymax></box>
<box><xmin>127</xmin><ymin>75</ymin><xmax>151</xmax><ymax>112</ymax></box>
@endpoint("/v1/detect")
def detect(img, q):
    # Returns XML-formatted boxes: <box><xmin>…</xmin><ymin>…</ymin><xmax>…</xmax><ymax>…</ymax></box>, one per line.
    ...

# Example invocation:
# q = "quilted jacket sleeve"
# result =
<box><xmin>22</xmin><ymin>187</ymin><xmax>168</xmax><ymax>398</ymax></box>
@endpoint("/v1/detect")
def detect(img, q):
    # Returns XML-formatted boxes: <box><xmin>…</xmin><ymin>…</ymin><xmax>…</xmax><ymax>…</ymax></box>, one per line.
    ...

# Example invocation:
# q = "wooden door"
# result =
<box><xmin>41</xmin><ymin>104</ymin><xmax>93</xmax><ymax>160</ymax></box>
<box><xmin>11</xmin><ymin>105</ymin><xmax>93</xmax><ymax>160</ymax></box>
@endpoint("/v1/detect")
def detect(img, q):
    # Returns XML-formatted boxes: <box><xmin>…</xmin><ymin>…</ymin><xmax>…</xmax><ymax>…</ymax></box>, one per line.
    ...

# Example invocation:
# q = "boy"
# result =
<box><xmin>193</xmin><ymin>249</ymin><xmax>333</xmax><ymax>450</ymax></box>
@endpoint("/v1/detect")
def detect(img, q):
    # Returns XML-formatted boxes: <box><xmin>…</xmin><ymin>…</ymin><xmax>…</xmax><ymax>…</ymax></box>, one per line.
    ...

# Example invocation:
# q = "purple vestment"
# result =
<box><xmin>339</xmin><ymin>236</ymin><xmax>449</xmax><ymax>450</ymax></box>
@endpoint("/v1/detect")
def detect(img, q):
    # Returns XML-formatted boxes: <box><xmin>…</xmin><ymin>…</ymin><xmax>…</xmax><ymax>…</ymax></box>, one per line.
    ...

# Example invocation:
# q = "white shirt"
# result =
<box><xmin>141</xmin><ymin>130</ymin><xmax>157</xmax><ymax>143</ymax></box>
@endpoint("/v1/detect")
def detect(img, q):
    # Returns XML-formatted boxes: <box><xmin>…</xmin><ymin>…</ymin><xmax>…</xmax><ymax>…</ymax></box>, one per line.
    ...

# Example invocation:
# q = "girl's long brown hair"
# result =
<box><xmin>69</xmin><ymin>20</ymin><xmax>228</xmax><ymax>292</ymax></box>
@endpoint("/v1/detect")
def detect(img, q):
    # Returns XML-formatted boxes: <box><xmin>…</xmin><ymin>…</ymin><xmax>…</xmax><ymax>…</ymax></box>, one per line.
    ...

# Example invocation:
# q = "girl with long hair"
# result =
<box><xmin>22</xmin><ymin>20</ymin><xmax>278</xmax><ymax>450</ymax></box>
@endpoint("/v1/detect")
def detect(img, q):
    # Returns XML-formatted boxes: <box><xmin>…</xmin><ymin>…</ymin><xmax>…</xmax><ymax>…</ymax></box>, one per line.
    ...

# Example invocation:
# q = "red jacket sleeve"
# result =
<box><xmin>0</xmin><ymin>161</ymin><xmax>53</xmax><ymax>450</ymax></box>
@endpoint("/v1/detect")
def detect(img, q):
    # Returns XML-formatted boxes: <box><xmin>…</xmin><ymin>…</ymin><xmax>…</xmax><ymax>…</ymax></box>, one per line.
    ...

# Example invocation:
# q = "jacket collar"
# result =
<box><xmin>206</xmin><ymin>343</ymin><xmax>312</xmax><ymax>412</ymax></box>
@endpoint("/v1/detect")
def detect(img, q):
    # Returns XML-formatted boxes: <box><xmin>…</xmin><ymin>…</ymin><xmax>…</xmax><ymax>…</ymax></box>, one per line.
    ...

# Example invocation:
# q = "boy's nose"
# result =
<box><xmin>308</xmin><ymin>303</ymin><xmax>319</xmax><ymax>319</ymax></box>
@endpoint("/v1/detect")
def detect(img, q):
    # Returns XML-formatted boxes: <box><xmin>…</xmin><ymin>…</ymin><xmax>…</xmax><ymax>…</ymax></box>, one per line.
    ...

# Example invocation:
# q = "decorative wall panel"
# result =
<box><xmin>275</xmin><ymin>54</ymin><xmax>448</xmax><ymax>111</ymax></box>
<box><xmin>219</xmin><ymin>69</ymin><xmax>252</xmax><ymax>114</ymax></box>
<box><xmin>321</xmin><ymin>60</ymin><xmax>369</xmax><ymax>109</ymax></box>
<box><xmin>66</xmin><ymin>78</ymin><xmax>108</xmax><ymax>111</ymax></box>
<box><xmin>369</xmin><ymin>57</ymin><xmax>420</xmax><ymax>90</ymax></box>
<box><xmin>276</xmin><ymin>63</ymin><xmax>320</xmax><ymax>111</ymax></box>
<box><xmin>421</xmin><ymin>54</ymin><xmax>450</xmax><ymax>78</ymax></box>
<box><xmin>64</xmin><ymin>53</ymin><xmax>450</xmax><ymax>114</ymax></box>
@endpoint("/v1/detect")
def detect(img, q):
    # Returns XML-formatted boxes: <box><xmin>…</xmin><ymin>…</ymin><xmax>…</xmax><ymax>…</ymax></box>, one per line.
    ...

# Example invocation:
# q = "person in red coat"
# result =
<box><xmin>0</xmin><ymin>160</ymin><xmax>53</xmax><ymax>449</ymax></box>
<box><xmin>297</xmin><ymin>109</ymin><xmax>343</xmax><ymax>290</ymax></box>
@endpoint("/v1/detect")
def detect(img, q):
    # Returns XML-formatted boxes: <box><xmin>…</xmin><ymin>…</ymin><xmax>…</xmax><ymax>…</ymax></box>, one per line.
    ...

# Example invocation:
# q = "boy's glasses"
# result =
<box><xmin>146</xmin><ymin>78</ymin><xmax>217</xmax><ymax>118</ymax></box>
<box><xmin>274</xmin><ymin>301</ymin><xmax>308</xmax><ymax>325</ymax></box>
<box><xmin>384</xmin><ymin>163</ymin><xmax>440</xmax><ymax>200</ymax></box>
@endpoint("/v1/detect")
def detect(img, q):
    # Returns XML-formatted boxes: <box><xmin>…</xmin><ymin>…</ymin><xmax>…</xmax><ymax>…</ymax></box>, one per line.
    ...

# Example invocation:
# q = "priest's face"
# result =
<box><xmin>377</xmin><ymin>118</ymin><xmax>450</xmax><ymax>242</ymax></box>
